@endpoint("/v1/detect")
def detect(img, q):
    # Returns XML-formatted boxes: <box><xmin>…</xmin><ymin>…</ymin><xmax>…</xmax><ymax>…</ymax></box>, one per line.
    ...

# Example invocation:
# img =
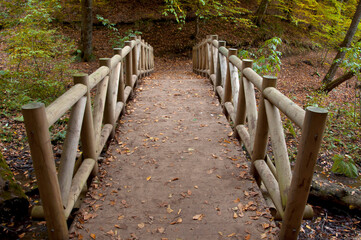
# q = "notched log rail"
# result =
<box><xmin>22</xmin><ymin>36</ymin><xmax>154</xmax><ymax>239</ymax></box>
<box><xmin>193</xmin><ymin>35</ymin><xmax>328</xmax><ymax>240</ymax></box>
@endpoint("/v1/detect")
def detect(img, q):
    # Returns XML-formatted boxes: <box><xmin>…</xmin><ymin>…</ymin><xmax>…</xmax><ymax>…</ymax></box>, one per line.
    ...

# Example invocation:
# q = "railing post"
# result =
<box><xmin>209</xmin><ymin>35</ymin><xmax>218</xmax><ymax>75</ymax></box>
<box><xmin>131</xmin><ymin>36</ymin><xmax>138</xmax><ymax>77</ymax></box>
<box><xmin>223</xmin><ymin>48</ymin><xmax>237</xmax><ymax>104</ymax></box>
<box><xmin>100</xmin><ymin>58</ymin><xmax>116</xmax><ymax>138</ymax></box>
<box><xmin>280</xmin><ymin>107</ymin><xmax>328</xmax><ymax>240</ymax></box>
<box><xmin>74</xmin><ymin>74</ymin><xmax>98</xmax><ymax>176</ymax></box>
<box><xmin>206</xmin><ymin>35</ymin><xmax>211</xmax><ymax>75</ymax></box>
<box><xmin>113</xmin><ymin>48</ymin><xmax>125</xmax><ymax>104</ymax></box>
<box><xmin>235</xmin><ymin>59</ymin><xmax>253</xmax><ymax>126</ymax></box>
<box><xmin>251</xmin><ymin>76</ymin><xmax>277</xmax><ymax>181</ymax></box>
<box><xmin>141</xmin><ymin>39</ymin><xmax>145</xmax><ymax>77</ymax></box>
<box><xmin>125</xmin><ymin>41</ymin><xmax>133</xmax><ymax>87</ymax></box>
<box><xmin>216</xmin><ymin>41</ymin><xmax>226</xmax><ymax>88</ymax></box>
<box><xmin>22</xmin><ymin>102</ymin><xmax>68</xmax><ymax>239</ymax></box>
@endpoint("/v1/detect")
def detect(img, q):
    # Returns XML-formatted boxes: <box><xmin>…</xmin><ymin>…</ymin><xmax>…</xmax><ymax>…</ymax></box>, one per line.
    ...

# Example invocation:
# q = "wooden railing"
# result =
<box><xmin>22</xmin><ymin>36</ymin><xmax>154</xmax><ymax>239</ymax></box>
<box><xmin>193</xmin><ymin>35</ymin><xmax>328</xmax><ymax>240</ymax></box>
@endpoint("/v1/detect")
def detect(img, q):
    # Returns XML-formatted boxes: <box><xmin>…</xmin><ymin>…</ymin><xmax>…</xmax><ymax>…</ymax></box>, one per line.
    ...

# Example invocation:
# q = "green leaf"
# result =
<box><xmin>331</xmin><ymin>154</ymin><xmax>359</xmax><ymax>178</ymax></box>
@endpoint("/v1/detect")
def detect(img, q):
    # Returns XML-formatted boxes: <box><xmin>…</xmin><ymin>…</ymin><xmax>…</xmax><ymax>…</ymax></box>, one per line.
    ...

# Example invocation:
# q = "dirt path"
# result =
<box><xmin>71</xmin><ymin>58</ymin><xmax>278</xmax><ymax>240</ymax></box>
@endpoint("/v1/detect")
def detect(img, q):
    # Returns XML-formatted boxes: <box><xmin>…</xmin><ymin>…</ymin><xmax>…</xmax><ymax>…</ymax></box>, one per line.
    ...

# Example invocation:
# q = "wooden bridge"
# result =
<box><xmin>22</xmin><ymin>35</ymin><xmax>327</xmax><ymax>239</ymax></box>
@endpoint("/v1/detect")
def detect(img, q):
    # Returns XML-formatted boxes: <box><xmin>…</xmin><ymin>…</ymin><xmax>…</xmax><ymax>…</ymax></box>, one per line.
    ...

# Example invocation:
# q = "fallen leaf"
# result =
<box><xmin>157</xmin><ymin>227</ymin><xmax>165</xmax><ymax>233</ymax></box>
<box><xmin>177</xmin><ymin>209</ymin><xmax>182</xmax><ymax>215</ymax></box>
<box><xmin>106</xmin><ymin>230</ymin><xmax>114</xmax><ymax>236</ymax></box>
<box><xmin>207</xmin><ymin>169</ymin><xmax>214</xmax><ymax>174</ymax></box>
<box><xmin>18</xmin><ymin>233</ymin><xmax>25</xmax><ymax>238</ymax></box>
<box><xmin>118</xmin><ymin>215</ymin><xmax>124</xmax><ymax>220</ymax></box>
<box><xmin>194</xmin><ymin>185</ymin><xmax>198</xmax><ymax>189</ymax></box>
<box><xmin>245</xmin><ymin>234</ymin><xmax>251</xmax><ymax>240</ymax></box>
<box><xmin>233</xmin><ymin>212</ymin><xmax>238</xmax><ymax>219</ymax></box>
<box><xmin>170</xmin><ymin>218</ymin><xmax>182</xmax><ymax>225</ymax></box>
<box><xmin>233</xmin><ymin>198</ymin><xmax>240</xmax><ymax>203</ymax></box>
<box><xmin>216</xmin><ymin>175</ymin><xmax>222</xmax><ymax>179</ymax></box>
<box><xmin>90</xmin><ymin>233</ymin><xmax>96</xmax><ymax>239</ymax></box>
<box><xmin>193</xmin><ymin>214</ymin><xmax>204</xmax><ymax>220</ymax></box>
<box><xmin>187</xmin><ymin>189</ymin><xmax>192</xmax><ymax>195</ymax></box>
<box><xmin>138</xmin><ymin>223</ymin><xmax>145</xmax><ymax>229</ymax></box>
<box><xmin>167</xmin><ymin>205</ymin><xmax>174</xmax><ymax>213</ymax></box>
<box><xmin>262</xmin><ymin>223</ymin><xmax>270</xmax><ymax>229</ymax></box>
<box><xmin>146</xmin><ymin>176</ymin><xmax>152</xmax><ymax>181</ymax></box>
<box><xmin>227</xmin><ymin>232</ymin><xmax>236</xmax><ymax>237</ymax></box>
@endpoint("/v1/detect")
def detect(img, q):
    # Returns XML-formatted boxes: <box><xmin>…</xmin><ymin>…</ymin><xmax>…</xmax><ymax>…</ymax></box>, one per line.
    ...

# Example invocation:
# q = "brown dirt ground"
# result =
<box><xmin>69</xmin><ymin>58</ymin><xmax>278</xmax><ymax>240</ymax></box>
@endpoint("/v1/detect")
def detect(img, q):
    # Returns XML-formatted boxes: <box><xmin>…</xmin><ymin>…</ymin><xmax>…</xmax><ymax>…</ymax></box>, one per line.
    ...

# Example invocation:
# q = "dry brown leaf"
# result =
<box><xmin>157</xmin><ymin>227</ymin><xmax>165</xmax><ymax>233</ymax></box>
<box><xmin>90</xmin><ymin>233</ymin><xmax>96</xmax><ymax>239</ymax></box>
<box><xmin>170</xmin><ymin>218</ymin><xmax>182</xmax><ymax>225</ymax></box>
<box><xmin>193</xmin><ymin>214</ymin><xmax>204</xmax><ymax>220</ymax></box>
<box><xmin>227</xmin><ymin>232</ymin><xmax>236</xmax><ymax>237</ymax></box>
<box><xmin>138</xmin><ymin>223</ymin><xmax>145</xmax><ymax>229</ymax></box>
<box><xmin>106</xmin><ymin>230</ymin><xmax>114</xmax><ymax>236</ymax></box>
<box><xmin>262</xmin><ymin>223</ymin><xmax>270</xmax><ymax>229</ymax></box>
<box><xmin>233</xmin><ymin>212</ymin><xmax>238</xmax><ymax>219</ymax></box>
<box><xmin>77</xmin><ymin>234</ymin><xmax>83</xmax><ymax>240</ymax></box>
<box><xmin>146</xmin><ymin>176</ymin><xmax>152</xmax><ymax>181</ymax></box>
<box><xmin>233</xmin><ymin>198</ymin><xmax>240</xmax><ymax>203</ymax></box>
<box><xmin>187</xmin><ymin>189</ymin><xmax>192</xmax><ymax>195</ymax></box>
<box><xmin>216</xmin><ymin>175</ymin><xmax>222</xmax><ymax>179</ymax></box>
<box><xmin>167</xmin><ymin>205</ymin><xmax>174</xmax><ymax>213</ymax></box>
<box><xmin>118</xmin><ymin>215</ymin><xmax>124</xmax><ymax>220</ymax></box>
<box><xmin>245</xmin><ymin>234</ymin><xmax>251</xmax><ymax>240</ymax></box>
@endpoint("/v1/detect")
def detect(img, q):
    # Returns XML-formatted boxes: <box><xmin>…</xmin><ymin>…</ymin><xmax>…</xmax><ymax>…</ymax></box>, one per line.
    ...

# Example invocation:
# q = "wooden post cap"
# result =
<box><xmin>113</xmin><ymin>48</ymin><xmax>122</xmax><ymax>54</ymax></box>
<box><xmin>22</xmin><ymin>102</ymin><xmax>44</xmax><ymax>110</ymax></box>
<box><xmin>218</xmin><ymin>41</ymin><xmax>226</xmax><ymax>47</ymax></box>
<box><xmin>73</xmin><ymin>73</ymin><xmax>88</xmax><ymax>78</ymax></box>
<box><xmin>228</xmin><ymin>48</ymin><xmax>237</xmax><ymax>56</ymax></box>
<box><xmin>306</xmin><ymin>106</ymin><xmax>328</xmax><ymax>114</ymax></box>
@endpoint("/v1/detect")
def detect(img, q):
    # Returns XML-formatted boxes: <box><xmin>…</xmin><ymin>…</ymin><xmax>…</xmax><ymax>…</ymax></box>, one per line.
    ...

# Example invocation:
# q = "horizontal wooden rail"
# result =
<box><xmin>22</xmin><ymin>36</ymin><xmax>154</xmax><ymax>239</ymax></box>
<box><xmin>192</xmin><ymin>35</ymin><xmax>328</xmax><ymax>240</ymax></box>
<box><xmin>46</xmin><ymin>84</ymin><xmax>87</xmax><ymax>126</ymax></box>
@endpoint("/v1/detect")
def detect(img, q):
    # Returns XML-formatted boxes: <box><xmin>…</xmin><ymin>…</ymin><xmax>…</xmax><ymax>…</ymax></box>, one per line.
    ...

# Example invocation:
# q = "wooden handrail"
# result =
<box><xmin>192</xmin><ymin>35</ymin><xmax>328</xmax><ymax>240</ymax></box>
<box><xmin>22</xmin><ymin>36</ymin><xmax>154</xmax><ymax>239</ymax></box>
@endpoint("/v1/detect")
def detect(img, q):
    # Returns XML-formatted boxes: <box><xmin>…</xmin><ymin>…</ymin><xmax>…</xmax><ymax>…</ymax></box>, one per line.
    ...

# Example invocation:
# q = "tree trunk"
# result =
<box><xmin>81</xmin><ymin>0</ymin><xmax>93</xmax><ymax>62</ymax></box>
<box><xmin>309</xmin><ymin>175</ymin><xmax>361</xmax><ymax>212</ymax></box>
<box><xmin>322</xmin><ymin>0</ymin><xmax>361</xmax><ymax>84</ymax></box>
<box><xmin>254</xmin><ymin>0</ymin><xmax>269</xmax><ymax>26</ymax></box>
<box><xmin>322</xmin><ymin>71</ymin><xmax>356</xmax><ymax>93</ymax></box>
<box><xmin>195</xmin><ymin>15</ymin><xmax>200</xmax><ymax>41</ymax></box>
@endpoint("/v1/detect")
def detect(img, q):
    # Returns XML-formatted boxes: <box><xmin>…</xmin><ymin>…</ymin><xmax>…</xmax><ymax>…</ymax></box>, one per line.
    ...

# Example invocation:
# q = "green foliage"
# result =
<box><xmin>96</xmin><ymin>15</ymin><xmax>142</xmax><ymax>48</ymax></box>
<box><xmin>239</xmin><ymin>37</ymin><xmax>282</xmax><ymax>76</ymax></box>
<box><xmin>331</xmin><ymin>154</ymin><xmax>358</xmax><ymax>178</ymax></box>
<box><xmin>257</xmin><ymin>0</ymin><xmax>360</xmax><ymax>49</ymax></box>
<box><xmin>1</xmin><ymin>0</ymin><xmax>75</xmax><ymax>111</ymax></box>
<box><xmin>306</xmin><ymin>93</ymin><xmax>360</xmax><ymax>172</ymax></box>
<box><xmin>339</xmin><ymin>42</ymin><xmax>361</xmax><ymax>76</ymax></box>
<box><xmin>162</xmin><ymin>0</ymin><xmax>253</xmax><ymax>27</ymax></box>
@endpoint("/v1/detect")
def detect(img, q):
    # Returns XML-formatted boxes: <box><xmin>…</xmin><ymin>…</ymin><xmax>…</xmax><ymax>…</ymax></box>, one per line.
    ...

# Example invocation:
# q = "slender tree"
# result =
<box><xmin>322</xmin><ymin>0</ymin><xmax>361</xmax><ymax>84</ymax></box>
<box><xmin>81</xmin><ymin>0</ymin><xmax>93</xmax><ymax>61</ymax></box>
<box><xmin>254</xmin><ymin>0</ymin><xmax>270</xmax><ymax>26</ymax></box>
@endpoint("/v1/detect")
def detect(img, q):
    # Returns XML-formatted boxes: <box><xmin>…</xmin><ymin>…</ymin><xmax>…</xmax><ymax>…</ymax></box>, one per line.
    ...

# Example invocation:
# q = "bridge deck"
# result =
<box><xmin>71</xmin><ymin>58</ymin><xmax>278</xmax><ymax>239</ymax></box>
